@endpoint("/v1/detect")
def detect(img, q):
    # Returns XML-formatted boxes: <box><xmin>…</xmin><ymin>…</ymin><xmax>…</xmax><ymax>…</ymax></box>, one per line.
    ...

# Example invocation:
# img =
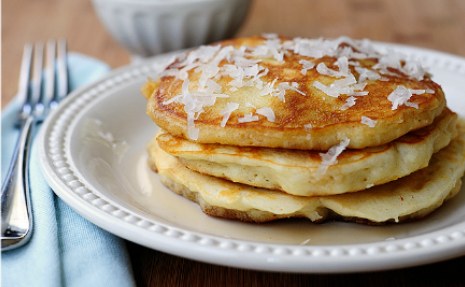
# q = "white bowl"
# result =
<box><xmin>92</xmin><ymin>0</ymin><xmax>252</xmax><ymax>58</ymax></box>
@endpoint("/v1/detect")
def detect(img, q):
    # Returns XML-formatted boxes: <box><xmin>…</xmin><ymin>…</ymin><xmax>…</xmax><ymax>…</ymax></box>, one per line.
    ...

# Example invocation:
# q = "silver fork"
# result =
<box><xmin>1</xmin><ymin>40</ymin><xmax>68</xmax><ymax>251</ymax></box>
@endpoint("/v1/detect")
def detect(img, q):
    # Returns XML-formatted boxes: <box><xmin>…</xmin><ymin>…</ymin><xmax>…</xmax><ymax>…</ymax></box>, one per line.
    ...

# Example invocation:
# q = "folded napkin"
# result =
<box><xmin>2</xmin><ymin>53</ymin><xmax>136</xmax><ymax>287</ymax></box>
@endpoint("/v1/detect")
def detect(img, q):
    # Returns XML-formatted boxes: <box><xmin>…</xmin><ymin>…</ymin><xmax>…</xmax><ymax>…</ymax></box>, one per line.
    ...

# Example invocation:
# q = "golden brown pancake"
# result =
<box><xmin>156</xmin><ymin>108</ymin><xmax>457</xmax><ymax>196</ymax></box>
<box><xmin>148</xmin><ymin>120</ymin><xmax>465</xmax><ymax>224</ymax></box>
<box><xmin>143</xmin><ymin>35</ymin><xmax>446</xmax><ymax>150</ymax></box>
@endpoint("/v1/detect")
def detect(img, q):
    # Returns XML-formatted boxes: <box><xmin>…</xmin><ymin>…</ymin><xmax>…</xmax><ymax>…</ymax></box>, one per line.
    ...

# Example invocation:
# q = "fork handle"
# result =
<box><xmin>1</xmin><ymin>117</ymin><xmax>34</xmax><ymax>243</ymax></box>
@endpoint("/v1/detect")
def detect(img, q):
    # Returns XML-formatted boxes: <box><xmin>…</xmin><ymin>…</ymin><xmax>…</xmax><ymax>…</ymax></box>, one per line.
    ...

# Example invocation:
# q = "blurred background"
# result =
<box><xmin>3</xmin><ymin>0</ymin><xmax>465</xmax><ymax>108</ymax></box>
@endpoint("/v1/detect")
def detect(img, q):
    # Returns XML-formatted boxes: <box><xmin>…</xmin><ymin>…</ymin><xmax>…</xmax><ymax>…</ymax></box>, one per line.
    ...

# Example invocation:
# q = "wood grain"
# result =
<box><xmin>126</xmin><ymin>245</ymin><xmax>465</xmax><ymax>287</ymax></box>
<box><xmin>3</xmin><ymin>0</ymin><xmax>465</xmax><ymax>286</ymax></box>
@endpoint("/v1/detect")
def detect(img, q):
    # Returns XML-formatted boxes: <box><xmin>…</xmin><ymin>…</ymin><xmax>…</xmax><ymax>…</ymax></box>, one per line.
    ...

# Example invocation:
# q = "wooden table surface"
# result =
<box><xmin>3</xmin><ymin>0</ymin><xmax>465</xmax><ymax>286</ymax></box>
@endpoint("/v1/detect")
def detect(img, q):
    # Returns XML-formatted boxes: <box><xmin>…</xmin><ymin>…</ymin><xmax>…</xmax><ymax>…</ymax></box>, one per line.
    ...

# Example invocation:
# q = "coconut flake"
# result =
<box><xmin>318</xmin><ymin>138</ymin><xmax>350</xmax><ymax>174</ymax></box>
<box><xmin>313</xmin><ymin>81</ymin><xmax>339</xmax><ymax>97</ymax></box>
<box><xmin>351</xmin><ymin>91</ymin><xmax>369</xmax><ymax>96</ymax></box>
<box><xmin>361</xmin><ymin>116</ymin><xmax>377</xmax><ymax>127</ymax></box>
<box><xmin>372</xmin><ymin>49</ymin><xmax>428</xmax><ymax>80</ymax></box>
<box><xmin>304</xmin><ymin>123</ymin><xmax>313</xmax><ymax>130</ymax></box>
<box><xmin>313</xmin><ymin>74</ymin><xmax>364</xmax><ymax>98</ymax></box>
<box><xmin>336</xmin><ymin>56</ymin><xmax>350</xmax><ymax>76</ymax></box>
<box><xmin>186</xmin><ymin>112</ymin><xmax>199</xmax><ymax>140</ymax></box>
<box><xmin>256</xmin><ymin>107</ymin><xmax>276</xmax><ymax>122</ymax></box>
<box><xmin>196</xmin><ymin>64</ymin><xmax>220</xmax><ymax>89</ymax></box>
<box><xmin>355</xmin><ymin>66</ymin><xmax>381</xmax><ymax>82</ymax></box>
<box><xmin>316</xmin><ymin>57</ymin><xmax>351</xmax><ymax>79</ymax></box>
<box><xmin>220</xmin><ymin>102</ymin><xmax>240</xmax><ymax>127</ymax></box>
<box><xmin>162</xmin><ymin>94</ymin><xmax>182</xmax><ymax>105</ymax></box>
<box><xmin>387</xmin><ymin>85</ymin><xmax>419</xmax><ymax>110</ymax></box>
<box><xmin>299</xmin><ymin>59</ymin><xmax>315</xmax><ymax>75</ymax></box>
<box><xmin>372</xmin><ymin>50</ymin><xmax>403</xmax><ymax>71</ymax></box>
<box><xmin>401</xmin><ymin>61</ymin><xmax>427</xmax><ymax>81</ymax></box>
<box><xmin>332</xmin><ymin>75</ymin><xmax>357</xmax><ymax>88</ymax></box>
<box><xmin>212</xmin><ymin>46</ymin><xmax>234</xmax><ymax>66</ymax></box>
<box><xmin>409</xmin><ymin>89</ymin><xmax>429</xmax><ymax>95</ymax></box>
<box><xmin>164</xmin><ymin>78</ymin><xmax>229</xmax><ymax>140</ymax></box>
<box><xmin>259</xmin><ymin>78</ymin><xmax>277</xmax><ymax>97</ymax></box>
<box><xmin>290</xmin><ymin>37</ymin><xmax>339</xmax><ymax>59</ymax></box>
<box><xmin>340</xmin><ymin>96</ymin><xmax>357</xmax><ymax>110</ymax></box>
<box><xmin>366</xmin><ymin>183</ymin><xmax>375</xmax><ymax>189</ymax></box>
<box><xmin>279</xmin><ymin>82</ymin><xmax>306</xmax><ymax>96</ymax></box>
<box><xmin>264</xmin><ymin>81</ymin><xmax>306</xmax><ymax>101</ymax></box>
<box><xmin>252</xmin><ymin>37</ymin><xmax>284</xmax><ymax>62</ymax></box>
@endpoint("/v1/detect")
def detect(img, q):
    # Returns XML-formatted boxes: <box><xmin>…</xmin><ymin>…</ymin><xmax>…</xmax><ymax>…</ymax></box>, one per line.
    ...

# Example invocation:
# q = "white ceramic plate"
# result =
<box><xmin>40</xmin><ymin>43</ymin><xmax>465</xmax><ymax>273</ymax></box>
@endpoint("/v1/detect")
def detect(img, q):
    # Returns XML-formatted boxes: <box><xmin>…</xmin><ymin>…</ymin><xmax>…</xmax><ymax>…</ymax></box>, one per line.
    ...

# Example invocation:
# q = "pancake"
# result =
<box><xmin>148</xmin><ymin>120</ymin><xmax>465</xmax><ymax>224</ymax></box>
<box><xmin>156</xmin><ymin>108</ymin><xmax>457</xmax><ymax>196</ymax></box>
<box><xmin>143</xmin><ymin>35</ymin><xmax>446</xmax><ymax>150</ymax></box>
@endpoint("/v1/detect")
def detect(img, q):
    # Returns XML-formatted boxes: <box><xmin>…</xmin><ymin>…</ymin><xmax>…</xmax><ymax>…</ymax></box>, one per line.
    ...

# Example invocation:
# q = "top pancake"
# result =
<box><xmin>143</xmin><ymin>35</ymin><xmax>446</xmax><ymax>150</ymax></box>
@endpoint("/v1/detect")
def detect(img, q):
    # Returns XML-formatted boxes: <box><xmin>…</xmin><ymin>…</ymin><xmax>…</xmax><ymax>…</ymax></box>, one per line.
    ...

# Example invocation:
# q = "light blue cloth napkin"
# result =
<box><xmin>2</xmin><ymin>53</ymin><xmax>136</xmax><ymax>287</ymax></box>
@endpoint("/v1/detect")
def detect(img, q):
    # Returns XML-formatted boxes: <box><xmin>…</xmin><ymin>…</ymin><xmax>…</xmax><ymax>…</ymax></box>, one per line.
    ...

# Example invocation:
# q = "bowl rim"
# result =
<box><xmin>92</xmin><ymin>0</ymin><xmax>250</xmax><ymax>6</ymax></box>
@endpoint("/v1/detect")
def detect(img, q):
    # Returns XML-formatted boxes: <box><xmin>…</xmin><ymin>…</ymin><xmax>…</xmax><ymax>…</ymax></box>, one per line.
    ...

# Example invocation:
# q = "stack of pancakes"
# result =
<box><xmin>142</xmin><ymin>35</ymin><xmax>465</xmax><ymax>224</ymax></box>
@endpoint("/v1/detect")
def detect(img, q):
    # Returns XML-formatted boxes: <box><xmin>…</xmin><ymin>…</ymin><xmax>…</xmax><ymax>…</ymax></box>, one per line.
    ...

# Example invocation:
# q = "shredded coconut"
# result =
<box><xmin>387</xmin><ymin>85</ymin><xmax>419</xmax><ymax>110</ymax></box>
<box><xmin>256</xmin><ymin>107</ymin><xmax>276</xmax><ymax>122</ymax></box>
<box><xmin>355</xmin><ymin>66</ymin><xmax>381</xmax><ymax>82</ymax></box>
<box><xmin>157</xmin><ymin>35</ymin><xmax>432</xmax><ymax>137</ymax></box>
<box><xmin>186</xmin><ymin>114</ymin><xmax>199</xmax><ymax>140</ymax></box>
<box><xmin>313</xmin><ymin>81</ymin><xmax>339</xmax><ymax>97</ymax></box>
<box><xmin>318</xmin><ymin>138</ymin><xmax>350</xmax><ymax>174</ymax></box>
<box><xmin>263</xmin><ymin>81</ymin><xmax>306</xmax><ymax>101</ymax></box>
<box><xmin>304</xmin><ymin>123</ymin><xmax>313</xmax><ymax>130</ymax></box>
<box><xmin>361</xmin><ymin>116</ymin><xmax>377</xmax><ymax>127</ymax></box>
<box><xmin>366</xmin><ymin>183</ymin><xmax>375</xmax><ymax>189</ymax></box>
<box><xmin>400</xmin><ymin>61</ymin><xmax>427</xmax><ymax>81</ymax></box>
<box><xmin>313</xmin><ymin>74</ymin><xmax>365</xmax><ymax>98</ymax></box>
<box><xmin>315</xmin><ymin>56</ymin><xmax>350</xmax><ymax>78</ymax></box>
<box><xmin>340</xmin><ymin>96</ymin><xmax>357</xmax><ymax>110</ymax></box>
<box><xmin>410</xmin><ymin>89</ymin><xmax>428</xmax><ymax>95</ymax></box>
<box><xmin>163</xmin><ymin>78</ymin><xmax>229</xmax><ymax>139</ymax></box>
<box><xmin>278</xmin><ymin>82</ymin><xmax>306</xmax><ymax>96</ymax></box>
<box><xmin>299</xmin><ymin>59</ymin><xmax>315</xmax><ymax>75</ymax></box>
<box><xmin>220</xmin><ymin>102</ymin><xmax>240</xmax><ymax>127</ymax></box>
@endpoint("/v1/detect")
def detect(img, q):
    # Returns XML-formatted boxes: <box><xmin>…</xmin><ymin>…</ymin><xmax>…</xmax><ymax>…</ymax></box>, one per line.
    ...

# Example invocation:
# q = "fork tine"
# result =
<box><xmin>31</xmin><ymin>43</ymin><xmax>45</xmax><ymax>116</ymax></box>
<box><xmin>44</xmin><ymin>40</ymin><xmax>56</xmax><ymax>111</ymax></box>
<box><xmin>56</xmin><ymin>39</ymin><xmax>69</xmax><ymax>104</ymax></box>
<box><xmin>17</xmin><ymin>44</ymin><xmax>33</xmax><ymax>121</ymax></box>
